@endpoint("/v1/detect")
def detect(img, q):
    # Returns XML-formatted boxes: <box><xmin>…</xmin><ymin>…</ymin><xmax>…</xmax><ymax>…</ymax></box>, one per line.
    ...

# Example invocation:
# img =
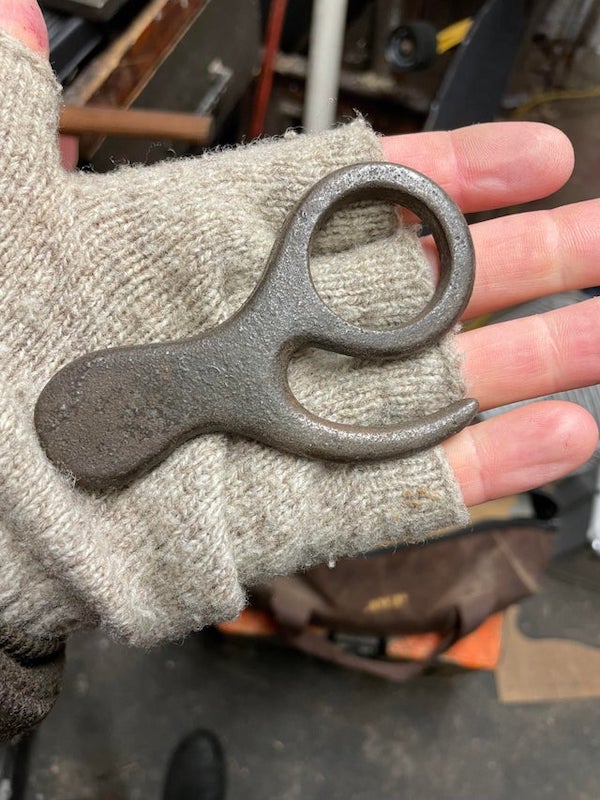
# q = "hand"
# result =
<box><xmin>3</xmin><ymin>0</ymin><xmax>599</xmax><ymax>744</ymax></box>
<box><xmin>381</xmin><ymin>126</ymin><xmax>599</xmax><ymax>506</ymax></box>
<box><xmin>2</xmin><ymin>0</ymin><xmax>600</xmax><ymax>655</ymax></box>
<box><xmin>11</xmin><ymin>2</ymin><xmax>599</xmax><ymax>509</ymax></box>
<box><xmin>6</xmin><ymin>0</ymin><xmax>599</xmax><ymax>510</ymax></box>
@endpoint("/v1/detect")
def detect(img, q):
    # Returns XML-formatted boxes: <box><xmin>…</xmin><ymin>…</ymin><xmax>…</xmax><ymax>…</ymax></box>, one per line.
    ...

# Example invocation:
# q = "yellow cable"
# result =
<box><xmin>511</xmin><ymin>86</ymin><xmax>600</xmax><ymax>118</ymax></box>
<box><xmin>436</xmin><ymin>17</ymin><xmax>472</xmax><ymax>55</ymax></box>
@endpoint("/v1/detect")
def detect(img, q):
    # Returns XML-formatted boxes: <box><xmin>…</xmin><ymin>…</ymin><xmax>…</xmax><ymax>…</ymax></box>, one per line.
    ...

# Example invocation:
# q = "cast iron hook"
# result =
<box><xmin>35</xmin><ymin>162</ymin><xmax>478</xmax><ymax>489</ymax></box>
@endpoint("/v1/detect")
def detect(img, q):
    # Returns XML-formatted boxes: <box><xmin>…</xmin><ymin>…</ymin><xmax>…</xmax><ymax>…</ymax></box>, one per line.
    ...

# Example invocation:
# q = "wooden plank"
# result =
<box><xmin>60</xmin><ymin>105</ymin><xmax>214</xmax><ymax>143</ymax></box>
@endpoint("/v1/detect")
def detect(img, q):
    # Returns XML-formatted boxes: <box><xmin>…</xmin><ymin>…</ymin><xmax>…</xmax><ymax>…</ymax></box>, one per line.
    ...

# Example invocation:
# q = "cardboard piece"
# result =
<box><xmin>496</xmin><ymin>606</ymin><xmax>600</xmax><ymax>703</ymax></box>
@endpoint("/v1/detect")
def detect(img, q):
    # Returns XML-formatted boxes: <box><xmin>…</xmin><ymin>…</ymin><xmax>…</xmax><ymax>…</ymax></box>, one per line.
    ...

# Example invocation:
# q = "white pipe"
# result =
<box><xmin>303</xmin><ymin>0</ymin><xmax>349</xmax><ymax>133</ymax></box>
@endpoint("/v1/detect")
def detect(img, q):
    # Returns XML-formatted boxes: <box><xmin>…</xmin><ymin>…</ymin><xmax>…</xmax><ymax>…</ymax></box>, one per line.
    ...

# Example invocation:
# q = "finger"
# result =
<box><xmin>460</xmin><ymin>298</ymin><xmax>600</xmax><ymax>411</ymax></box>
<box><xmin>420</xmin><ymin>199</ymin><xmax>600</xmax><ymax>318</ymax></box>
<box><xmin>444</xmin><ymin>401</ymin><xmax>598</xmax><ymax>507</ymax></box>
<box><xmin>380</xmin><ymin>122</ymin><xmax>574</xmax><ymax>213</ymax></box>
<box><xmin>459</xmin><ymin>200</ymin><xmax>600</xmax><ymax>319</ymax></box>
<box><xmin>0</xmin><ymin>0</ymin><xmax>48</xmax><ymax>54</ymax></box>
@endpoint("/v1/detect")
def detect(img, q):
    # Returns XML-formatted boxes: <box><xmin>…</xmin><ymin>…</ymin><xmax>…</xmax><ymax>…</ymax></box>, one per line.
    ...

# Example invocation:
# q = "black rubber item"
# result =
<box><xmin>386</xmin><ymin>21</ymin><xmax>438</xmax><ymax>72</ymax></box>
<box><xmin>425</xmin><ymin>0</ymin><xmax>525</xmax><ymax>130</ymax></box>
<box><xmin>162</xmin><ymin>729</ymin><xmax>226</xmax><ymax>800</ymax></box>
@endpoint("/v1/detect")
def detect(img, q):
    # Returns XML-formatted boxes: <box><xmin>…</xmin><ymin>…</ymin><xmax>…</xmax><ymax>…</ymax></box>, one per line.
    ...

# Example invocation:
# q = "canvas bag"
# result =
<box><xmin>251</xmin><ymin>519</ymin><xmax>554</xmax><ymax>679</ymax></box>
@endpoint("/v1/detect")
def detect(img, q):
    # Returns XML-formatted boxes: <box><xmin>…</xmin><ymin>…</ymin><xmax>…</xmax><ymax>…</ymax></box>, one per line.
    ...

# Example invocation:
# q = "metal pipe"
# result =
<box><xmin>303</xmin><ymin>0</ymin><xmax>349</xmax><ymax>133</ymax></box>
<box><xmin>249</xmin><ymin>0</ymin><xmax>289</xmax><ymax>138</ymax></box>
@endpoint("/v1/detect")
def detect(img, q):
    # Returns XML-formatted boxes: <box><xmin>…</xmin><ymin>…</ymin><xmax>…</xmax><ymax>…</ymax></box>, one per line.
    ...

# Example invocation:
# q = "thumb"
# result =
<box><xmin>0</xmin><ymin>0</ymin><xmax>77</xmax><ymax>169</ymax></box>
<box><xmin>0</xmin><ymin>0</ymin><xmax>48</xmax><ymax>54</ymax></box>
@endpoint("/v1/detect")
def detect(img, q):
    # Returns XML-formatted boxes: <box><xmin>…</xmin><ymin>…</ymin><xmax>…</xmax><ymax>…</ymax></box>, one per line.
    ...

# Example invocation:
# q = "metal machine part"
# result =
<box><xmin>63</xmin><ymin>0</ymin><xmax>261</xmax><ymax>169</ymax></box>
<box><xmin>386</xmin><ymin>21</ymin><xmax>438</xmax><ymax>72</ymax></box>
<box><xmin>43</xmin><ymin>6</ymin><xmax>103</xmax><ymax>83</ymax></box>
<box><xmin>536</xmin><ymin>0</ymin><xmax>597</xmax><ymax>44</ymax></box>
<box><xmin>585</xmin><ymin>466</ymin><xmax>600</xmax><ymax>555</ymax></box>
<box><xmin>0</xmin><ymin>739</ymin><xmax>30</xmax><ymax>800</ymax></box>
<box><xmin>35</xmin><ymin>163</ymin><xmax>477</xmax><ymax>490</ymax></box>
<box><xmin>425</xmin><ymin>0</ymin><xmax>525</xmax><ymax>131</ymax></box>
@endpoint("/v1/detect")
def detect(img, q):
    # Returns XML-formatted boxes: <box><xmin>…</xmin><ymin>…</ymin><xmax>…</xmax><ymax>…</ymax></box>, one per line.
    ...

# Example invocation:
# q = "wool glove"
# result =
<box><xmin>0</xmin><ymin>31</ymin><xmax>468</xmax><ymax>732</ymax></box>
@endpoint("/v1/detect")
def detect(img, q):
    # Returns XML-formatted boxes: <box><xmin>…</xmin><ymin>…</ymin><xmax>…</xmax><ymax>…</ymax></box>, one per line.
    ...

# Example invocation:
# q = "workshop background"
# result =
<box><xmin>3</xmin><ymin>0</ymin><xmax>600</xmax><ymax>798</ymax></box>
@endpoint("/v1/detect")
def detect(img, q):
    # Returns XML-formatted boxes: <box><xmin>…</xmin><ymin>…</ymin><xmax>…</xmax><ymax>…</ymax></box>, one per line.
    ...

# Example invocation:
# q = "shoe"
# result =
<box><xmin>162</xmin><ymin>729</ymin><xmax>226</xmax><ymax>800</ymax></box>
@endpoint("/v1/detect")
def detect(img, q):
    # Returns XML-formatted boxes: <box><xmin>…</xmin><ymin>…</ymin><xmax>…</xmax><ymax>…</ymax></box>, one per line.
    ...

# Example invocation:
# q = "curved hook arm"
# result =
<box><xmin>246</xmin><ymin>383</ymin><xmax>479</xmax><ymax>462</ymax></box>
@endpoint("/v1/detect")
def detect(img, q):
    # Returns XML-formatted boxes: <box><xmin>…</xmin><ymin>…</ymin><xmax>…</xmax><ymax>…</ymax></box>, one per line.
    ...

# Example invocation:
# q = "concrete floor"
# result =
<box><xmin>21</xmin><ymin>552</ymin><xmax>600</xmax><ymax>800</ymax></box>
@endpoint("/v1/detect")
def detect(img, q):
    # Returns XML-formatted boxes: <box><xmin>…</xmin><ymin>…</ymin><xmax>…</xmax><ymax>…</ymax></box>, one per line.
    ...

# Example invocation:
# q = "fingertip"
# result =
<box><xmin>445</xmin><ymin>400</ymin><xmax>599</xmax><ymax>507</ymax></box>
<box><xmin>380</xmin><ymin>121</ymin><xmax>576</xmax><ymax>213</ymax></box>
<box><xmin>548</xmin><ymin>399</ymin><xmax>598</xmax><ymax>466</ymax></box>
<box><xmin>507</xmin><ymin>399</ymin><xmax>599</xmax><ymax>475</ymax></box>
<box><xmin>0</xmin><ymin>0</ymin><xmax>49</xmax><ymax>56</ymax></box>
<box><xmin>525</xmin><ymin>121</ymin><xmax>575</xmax><ymax>189</ymax></box>
<box><xmin>457</xmin><ymin>121</ymin><xmax>575</xmax><ymax>204</ymax></box>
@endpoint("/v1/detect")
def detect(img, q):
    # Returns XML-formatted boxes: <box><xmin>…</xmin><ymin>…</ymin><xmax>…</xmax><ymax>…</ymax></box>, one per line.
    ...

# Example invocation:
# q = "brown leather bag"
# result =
<box><xmin>251</xmin><ymin>519</ymin><xmax>554</xmax><ymax>680</ymax></box>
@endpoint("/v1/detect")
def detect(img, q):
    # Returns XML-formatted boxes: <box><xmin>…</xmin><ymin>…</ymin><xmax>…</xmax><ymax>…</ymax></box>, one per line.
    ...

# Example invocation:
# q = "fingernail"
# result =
<box><xmin>0</xmin><ymin>0</ymin><xmax>49</xmax><ymax>55</ymax></box>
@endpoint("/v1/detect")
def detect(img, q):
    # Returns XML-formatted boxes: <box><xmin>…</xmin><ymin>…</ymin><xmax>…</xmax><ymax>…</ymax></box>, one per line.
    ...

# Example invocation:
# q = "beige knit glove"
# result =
<box><xmin>0</xmin><ymin>31</ymin><xmax>468</xmax><ymax>661</ymax></box>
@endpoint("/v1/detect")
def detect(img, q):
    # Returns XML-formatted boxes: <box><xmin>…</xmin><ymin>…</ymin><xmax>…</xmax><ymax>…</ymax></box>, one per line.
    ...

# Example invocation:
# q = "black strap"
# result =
<box><xmin>282</xmin><ymin>626</ymin><xmax>457</xmax><ymax>681</ymax></box>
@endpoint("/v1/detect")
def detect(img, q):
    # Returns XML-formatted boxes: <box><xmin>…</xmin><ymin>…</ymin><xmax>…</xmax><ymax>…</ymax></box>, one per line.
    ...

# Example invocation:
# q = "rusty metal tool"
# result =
<box><xmin>35</xmin><ymin>162</ymin><xmax>478</xmax><ymax>490</ymax></box>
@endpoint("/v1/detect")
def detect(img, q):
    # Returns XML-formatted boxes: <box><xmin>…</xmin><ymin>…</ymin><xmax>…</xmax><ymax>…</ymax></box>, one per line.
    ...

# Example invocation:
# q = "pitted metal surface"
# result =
<box><xmin>35</xmin><ymin>162</ymin><xmax>478</xmax><ymax>490</ymax></box>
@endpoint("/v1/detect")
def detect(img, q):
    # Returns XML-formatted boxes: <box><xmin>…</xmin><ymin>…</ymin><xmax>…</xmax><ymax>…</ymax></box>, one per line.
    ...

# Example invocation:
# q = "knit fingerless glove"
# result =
<box><xmin>0</xmin><ymin>31</ymin><xmax>467</xmax><ymax>734</ymax></box>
